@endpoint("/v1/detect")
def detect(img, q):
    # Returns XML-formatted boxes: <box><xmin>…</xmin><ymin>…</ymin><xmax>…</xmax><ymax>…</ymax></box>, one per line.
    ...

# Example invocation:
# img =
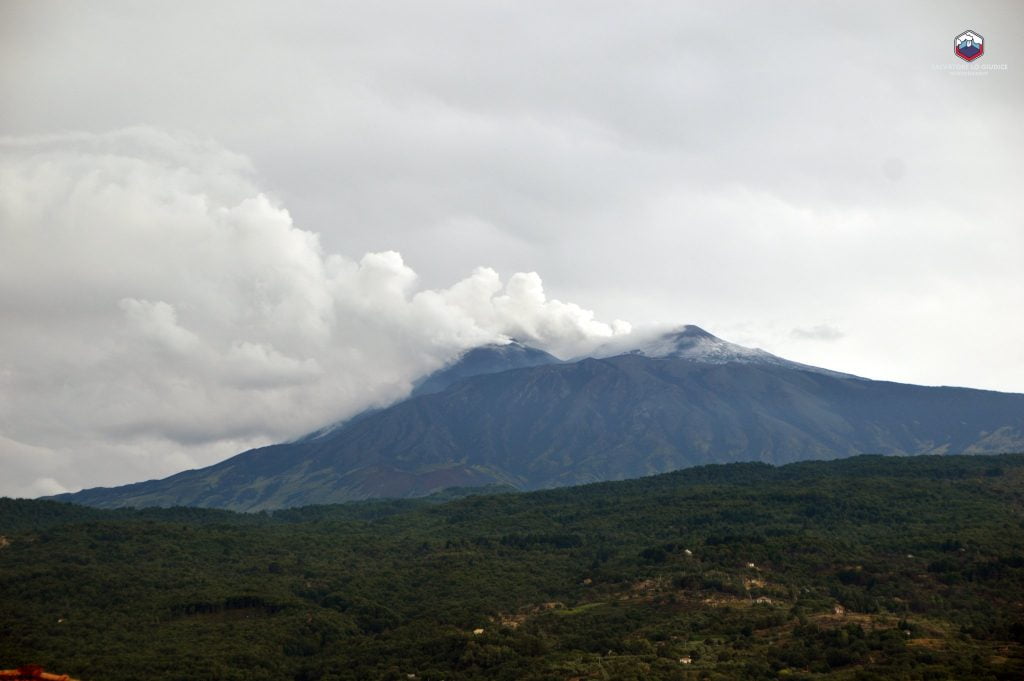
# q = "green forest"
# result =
<box><xmin>2</xmin><ymin>454</ymin><xmax>1024</xmax><ymax>680</ymax></box>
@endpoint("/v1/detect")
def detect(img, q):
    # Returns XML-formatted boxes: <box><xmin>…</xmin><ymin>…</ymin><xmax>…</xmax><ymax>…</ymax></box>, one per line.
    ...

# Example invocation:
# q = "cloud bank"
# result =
<box><xmin>0</xmin><ymin>128</ymin><xmax>629</xmax><ymax>496</ymax></box>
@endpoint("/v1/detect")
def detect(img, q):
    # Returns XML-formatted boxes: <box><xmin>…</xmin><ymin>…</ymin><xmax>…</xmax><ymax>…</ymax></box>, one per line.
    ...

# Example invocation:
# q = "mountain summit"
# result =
<box><xmin>609</xmin><ymin>325</ymin><xmax>854</xmax><ymax>378</ymax></box>
<box><xmin>52</xmin><ymin>325</ymin><xmax>1024</xmax><ymax>510</ymax></box>
<box><xmin>412</xmin><ymin>340</ymin><xmax>560</xmax><ymax>397</ymax></box>
<box><xmin>637</xmin><ymin>324</ymin><xmax>781</xmax><ymax>362</ymax></box>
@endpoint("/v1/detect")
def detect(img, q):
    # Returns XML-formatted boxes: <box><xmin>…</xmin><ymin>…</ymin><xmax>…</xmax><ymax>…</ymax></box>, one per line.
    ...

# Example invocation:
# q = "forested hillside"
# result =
<box><xmin>4</xmin><ymin>454</ymin><xmax>1024</xmax><ymax>680</ymax></box>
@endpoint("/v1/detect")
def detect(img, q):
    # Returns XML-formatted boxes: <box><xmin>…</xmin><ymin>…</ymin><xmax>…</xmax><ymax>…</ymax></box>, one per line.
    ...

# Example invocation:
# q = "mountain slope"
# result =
<box><xmin>411</xmin><ymin>339</ymin><xmax>561</xmax><ymax>397</ymax></box>
<box><xmin>52</xmin><ymin>327</ymin><xmax>1024</xmax><ymax>510</ymax></box>
<box><xmin>295</xmin><ymin>340</ymin><xmax>560</xmax><ymax>442</ymax></box>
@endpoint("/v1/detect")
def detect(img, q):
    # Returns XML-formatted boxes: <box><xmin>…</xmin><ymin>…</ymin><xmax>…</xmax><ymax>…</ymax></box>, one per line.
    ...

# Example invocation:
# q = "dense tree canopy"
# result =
<box><xmin>2</xmin><ymin>454</ymin><xmax>1023</xmax><ymax>680</ymax></box>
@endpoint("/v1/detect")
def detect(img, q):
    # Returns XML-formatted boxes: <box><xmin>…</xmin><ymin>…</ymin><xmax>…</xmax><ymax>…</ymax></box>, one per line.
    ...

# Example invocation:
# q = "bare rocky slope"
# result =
<box><xmin>52</xmin><ymin>326</ymin><xmax>1024</xmax><ymax>510</ymax></box>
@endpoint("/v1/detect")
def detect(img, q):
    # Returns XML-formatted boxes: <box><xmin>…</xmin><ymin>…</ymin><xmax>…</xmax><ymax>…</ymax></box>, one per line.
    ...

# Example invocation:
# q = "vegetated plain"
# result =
<box><xmin>3</xmin><ymin>454</ymin><xmax>1024</xmax><ymax>680</ymax></box>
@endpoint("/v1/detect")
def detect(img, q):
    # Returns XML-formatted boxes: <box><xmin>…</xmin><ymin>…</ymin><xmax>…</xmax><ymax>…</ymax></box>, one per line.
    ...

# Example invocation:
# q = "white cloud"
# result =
<box><xmin>119</xmin><ymin>299</ymin><xmax>202</xmax><ymax>355</ymax></box>
<box><xmin>791</xmin><ymin>325</ymin><xmax>845</xmax><ymax>342</ymax></box>
<box><xmin>0</xmin><ymin>129</ymin><xmax>630</xmax><ymax>496</ymax></box>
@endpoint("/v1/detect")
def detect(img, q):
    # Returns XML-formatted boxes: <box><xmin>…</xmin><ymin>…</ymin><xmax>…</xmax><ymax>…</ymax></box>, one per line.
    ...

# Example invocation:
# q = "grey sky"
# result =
<box><xmin>1</xmin><ymin>1</ymin><xmax>1022</xmax><ymax>496</ymax></box>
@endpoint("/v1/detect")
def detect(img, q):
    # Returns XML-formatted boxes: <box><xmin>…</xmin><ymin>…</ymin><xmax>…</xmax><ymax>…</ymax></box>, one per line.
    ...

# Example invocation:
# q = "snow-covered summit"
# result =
<box><xmin>636</xmin><ymin>325</ymin><xmax>778</xmax><ymax>363</ymax></box>
<box><xmin>603</xmin><ymin>324</ymin><xmax>859</xmax><ymax>379</ymax></box>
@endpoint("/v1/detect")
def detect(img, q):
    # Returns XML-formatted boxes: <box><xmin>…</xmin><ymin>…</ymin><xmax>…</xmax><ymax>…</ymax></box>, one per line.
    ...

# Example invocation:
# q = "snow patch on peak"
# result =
<box><xmin>638</xmin><ymin>325</ymin><xmax>776</xmax><ymax>363</ymax></box>
<box><xmin>594</xmin><ymin>324</ymin><xmax>861</xmax><ymax>379</ymax></box>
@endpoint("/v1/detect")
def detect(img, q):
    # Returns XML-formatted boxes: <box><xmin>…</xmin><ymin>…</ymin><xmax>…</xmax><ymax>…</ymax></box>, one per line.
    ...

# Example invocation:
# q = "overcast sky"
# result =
<box><xmin>1</xmin><ymin>1</ymin><xmax>1022</xmax><ymax>497</ymax></box>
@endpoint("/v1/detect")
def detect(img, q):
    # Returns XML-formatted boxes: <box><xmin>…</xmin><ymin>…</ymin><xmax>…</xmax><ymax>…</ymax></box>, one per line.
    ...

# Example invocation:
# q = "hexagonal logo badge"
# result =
<box><xmin>954</xmin><ymin>30</ymin><xmax>984</xmax><ymax>62</ymax></box>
